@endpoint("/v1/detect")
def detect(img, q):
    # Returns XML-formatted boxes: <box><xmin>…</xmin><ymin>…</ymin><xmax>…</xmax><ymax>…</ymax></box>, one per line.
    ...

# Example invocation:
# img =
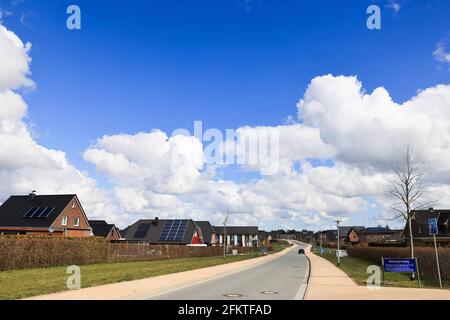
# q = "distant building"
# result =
<box><xmin>194</xmin><ymin>221</ymin><xmax>217</xmax><ymax>246</ymax></box>
<box><xmin>89</xmin><ymin>220</ymin><xmax>122</xmax><ymax>241</ymax></box>
<box><xmin>357</xmin><ymin>226</ymin><xmax>402</xmax><ymax>245</ymax></box>
<box><xmin>123</xmin><ymin>218</ymin><xmax>204</xmax><ymax>245</ymax></box>
<box><xmin>0</xmin><ymin>192</ymin><xmax>92</xmax><ymax>237</ymax></box>
<box><xmin>338</xmin><ymin>226</ymin><xmax>365</xmax><ymax>246</ymax></box>
<box><xmin>213</xmin><ymin>226</ymin><xmax>259</xmax><ymax>247</ymax></box>
<box><xmin>405</xmin><ymin>208</ymin><xmax>450</xmax><ymax>247</ymax></box>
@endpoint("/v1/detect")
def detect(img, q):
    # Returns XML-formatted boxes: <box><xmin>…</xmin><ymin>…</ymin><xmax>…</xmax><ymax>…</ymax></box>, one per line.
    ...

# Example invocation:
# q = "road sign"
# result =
<box><xmin>382</xmin><ymin>258</ymin><xmax>416</xmax><ymax>273</ymax></box>
<box><xmin>429</xmin><ymin>218</ymin><xmax>438</xmax><ymax>235</ymax></box>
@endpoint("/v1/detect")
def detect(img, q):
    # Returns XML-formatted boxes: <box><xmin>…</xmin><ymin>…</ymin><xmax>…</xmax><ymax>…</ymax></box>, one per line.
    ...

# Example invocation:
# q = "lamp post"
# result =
<box><xmin>319</xmin><ymin>230</ymin><xmax>323</xmax><ymax>256</ymax></box>
<box><xmin>335</xmin><ymin>220</ymin><xmax>341</xmax><ymax>266</ymax></box>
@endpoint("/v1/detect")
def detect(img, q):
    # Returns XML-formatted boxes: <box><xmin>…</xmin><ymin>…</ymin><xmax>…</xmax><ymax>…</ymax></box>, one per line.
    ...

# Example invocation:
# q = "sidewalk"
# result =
<box><xmin>304</xmin><ymin>245</ymin><xmax>450</xmax><ymax>300</ymax></box>
<box><xmin>28</xmin><ymin>245</ymin><xmax>296</xmax><ymax>300</ymax></box>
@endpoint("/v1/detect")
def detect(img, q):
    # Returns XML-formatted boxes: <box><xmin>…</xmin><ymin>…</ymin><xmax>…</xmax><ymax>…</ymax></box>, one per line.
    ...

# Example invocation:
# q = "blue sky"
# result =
<box><xmin>1</xmin><ymin>0</ymin><xmax>449</xmax><ymax>230</ymax></box>
<box><xmin>3</xmin><ymin>0</ymin><xmax>447</xmax><ymax>167</ymax></box>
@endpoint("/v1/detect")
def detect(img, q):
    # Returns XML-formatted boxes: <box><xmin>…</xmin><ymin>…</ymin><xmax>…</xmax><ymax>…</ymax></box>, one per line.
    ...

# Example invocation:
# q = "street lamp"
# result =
<box><xmin>335</xmin><ymin>219</ymin><xmax>341</xmax><ymax>266</ymax></box>
<box><xmin>319</xmin><ymin>230</ymin><xmax>323</xmax><ymax>256</ymax></box>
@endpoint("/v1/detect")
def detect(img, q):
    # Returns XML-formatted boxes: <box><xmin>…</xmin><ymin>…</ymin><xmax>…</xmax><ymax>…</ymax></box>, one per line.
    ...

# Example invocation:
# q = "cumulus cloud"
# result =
<box><xmin>0</xmin><ymin>24</ymin><xmax>120</xmax><ymax>224</ymax></box>
<box><xmin>3</xmin><ymin>22</ymin><xmax>450</xmax><ymax>231</ymax></box>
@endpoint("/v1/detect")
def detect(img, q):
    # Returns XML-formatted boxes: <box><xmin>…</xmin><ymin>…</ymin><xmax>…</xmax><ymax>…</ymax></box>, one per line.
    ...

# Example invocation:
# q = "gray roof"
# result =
<box><xmin>339</xmin><ymin>226</ymin><xmax>365</xmax><ymax>237</ymax></box>
<box><xmin>213</xmin><ymin>226</ymin><xmax>258</xmax><ymax>235</ymax></box>
<box><xmin>0</xmin><ymin>194</ymin><xmax>77</xmax><ymax>228</ymax></box>
<box><xmin>195</xmin><ymin>221</ymin><xmax>214</xmax><ymax>244</ymax></box>
<box><xmin>123</xmin><ymin>219</ymin><xmax>200</xmax><ymax>244</ymax></box>
<box><xmin>89</xmin><ymin>220</ymin><xmax>120</xmax><ymax>238</ymax></box>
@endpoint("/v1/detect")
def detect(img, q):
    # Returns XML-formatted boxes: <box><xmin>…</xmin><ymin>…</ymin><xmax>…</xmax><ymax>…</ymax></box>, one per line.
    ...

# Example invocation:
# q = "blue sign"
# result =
<box><xmin>383</xmin><ymin>258</ymin><xmax>416</xmax><ymax>273</ymax></box>
<box><xmin>428</xmin><ymin>218</ymin><xmax>438</xmax><ymax>235</ymax></box>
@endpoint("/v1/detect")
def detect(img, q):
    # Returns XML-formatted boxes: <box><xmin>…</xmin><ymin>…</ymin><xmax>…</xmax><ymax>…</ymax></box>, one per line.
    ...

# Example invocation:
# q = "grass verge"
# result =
<box><xmin>314</xmin><ymin>248</ymin><xmax>450</xmax><ymax>290</ymax></box>
<box><xmin>0</xmin><ymin>254</ymin><xmax>261</xmax><ymax>300</ymax></box>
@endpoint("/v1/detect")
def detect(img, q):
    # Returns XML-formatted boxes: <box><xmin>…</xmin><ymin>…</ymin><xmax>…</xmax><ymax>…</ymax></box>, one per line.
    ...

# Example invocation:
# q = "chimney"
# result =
<box><xmin>152</xmin><ymin>217</ymin><xmax>159</xmax><ymax>226</ymax></box>
<box><xmin>29</xmin><ymin>190</ymin><xmax>37</xmax><ymax>200</ymax></box>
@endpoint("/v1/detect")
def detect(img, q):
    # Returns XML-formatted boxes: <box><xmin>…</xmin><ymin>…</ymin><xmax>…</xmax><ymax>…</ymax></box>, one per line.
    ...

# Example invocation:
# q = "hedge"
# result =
<box><xmin>0</xmin><ymin>235</ymin><xmax>258</xmax><ymax>271</ymax></box>
<box><xmin>346</xmin><ymin>246</ymin><xmax>450</xmax><ymax>281</ymax></box>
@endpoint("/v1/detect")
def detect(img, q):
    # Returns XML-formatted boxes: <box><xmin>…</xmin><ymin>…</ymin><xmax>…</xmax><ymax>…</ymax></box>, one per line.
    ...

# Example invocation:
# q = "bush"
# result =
<box><xmin>0</xmin><ymin>236</ymin><xmax>256</xmax><ymax>271</ymax></box>
<box><xmin>347</xmin><ymin>246</ymin><xmax>450</xmax><ymax>280</ymax></box>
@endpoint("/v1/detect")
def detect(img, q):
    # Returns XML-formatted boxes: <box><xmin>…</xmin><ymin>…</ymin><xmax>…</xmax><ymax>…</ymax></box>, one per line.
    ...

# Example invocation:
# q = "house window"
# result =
<box><xmin>61</xmin><ymin>216</ymin><xmax>68</xmax><ymax>226</ymax></box>
<box><xmin>418</xmin><ymin>225</ymin><xmax>422</xmax><ymax>234</ymax></box>
<box><xmin>74</xmin><ymin>217</ymin><xmax>80</xmax><ymax>227</ymax></box>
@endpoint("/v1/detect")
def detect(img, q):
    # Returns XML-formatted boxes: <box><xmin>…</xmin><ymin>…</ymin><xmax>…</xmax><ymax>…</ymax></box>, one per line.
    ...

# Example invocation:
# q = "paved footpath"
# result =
<box><xmin>304</xmin><ymin>245</ymin><xmax>450</xmax><ymax>300</ymax></box>
<box><xmin>28</xmin><ymin>245</ymin><xmax>297</xmax><ymax>300</ymax></box>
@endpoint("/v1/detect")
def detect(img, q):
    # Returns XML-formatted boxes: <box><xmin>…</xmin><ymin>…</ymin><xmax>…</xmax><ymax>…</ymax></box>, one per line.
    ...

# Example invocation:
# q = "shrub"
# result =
<box><xmin>347</xmin><ymin>246</ymin><xmax>450</xmax><ymax>280</ymax></box>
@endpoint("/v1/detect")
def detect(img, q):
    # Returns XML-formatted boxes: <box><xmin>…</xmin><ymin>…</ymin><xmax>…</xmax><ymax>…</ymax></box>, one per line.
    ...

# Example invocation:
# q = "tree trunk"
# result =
<box><xmin>408</xmin><ymin>216</ymin><xmax>416</xmax><ymax>280</ymax></box>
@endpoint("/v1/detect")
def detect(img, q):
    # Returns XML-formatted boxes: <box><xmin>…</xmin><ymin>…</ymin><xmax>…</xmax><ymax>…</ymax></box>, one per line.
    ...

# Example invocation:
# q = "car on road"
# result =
<box><xmin>298</xmin><ymin>248</ymin><xmax>305</xmax><ymax>254</ymax></box>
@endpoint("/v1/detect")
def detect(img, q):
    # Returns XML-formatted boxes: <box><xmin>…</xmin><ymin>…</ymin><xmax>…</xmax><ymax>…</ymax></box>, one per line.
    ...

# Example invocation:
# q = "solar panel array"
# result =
<box><xmin>23</xmin><ymin>207</ymin><xmax>54</xmax><ymax>219</ymax></box>
<box><xmin>134</xmin><ymin>223</ymin><xmax>151</xmax><ymax>238</ymax></box>
<box><xmin>159</xmin><ymin>219</ymin><xmax>189</xmax><ymax>241</ymax></box>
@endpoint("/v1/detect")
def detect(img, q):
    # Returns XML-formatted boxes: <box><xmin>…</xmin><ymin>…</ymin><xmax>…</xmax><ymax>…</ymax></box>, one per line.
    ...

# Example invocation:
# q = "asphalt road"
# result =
<box><xmin>150</xmin><ymin>241</ymin><xmax>309</xmax><ymax>300</ymax></box>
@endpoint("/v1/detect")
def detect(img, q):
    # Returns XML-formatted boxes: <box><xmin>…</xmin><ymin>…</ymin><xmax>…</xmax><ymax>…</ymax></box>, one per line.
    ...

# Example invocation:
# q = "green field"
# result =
<box><xmin>314</xmin><ymin>248</ymin><xmax>449</xmax><ymax>289</ymax></box>
<box><xmin>0</xmin><ymin>254</ymin><xmax>261</xmax><ymax>300</ymax></box>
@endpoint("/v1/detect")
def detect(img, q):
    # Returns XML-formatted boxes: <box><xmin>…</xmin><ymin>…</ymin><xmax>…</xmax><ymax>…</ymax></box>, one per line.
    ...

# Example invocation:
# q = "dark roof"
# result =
<box><xmin>213</xmin><ymin>226</ymin><xmax>258</xmax><ymax>235</ymax></box>
<box><xmin>360</xmin><ymin>226</ymin><xmax>394</xmax><ymax>234</ymax></box>
<box><xmin>89</xmin><ymin>220</ymin><xmax>119</xmax><ymax>238</ymax></box>
<box><xmin>406</xmin><ymin>209</ymin><xmax>450</xmax><ymax>238</ymax></box>
<box><xmin>195</xmin><ymin>221</ymin><xmax>214</xmax><ymax>244</ymax></box>
<box><xmin>0</xmin><ymin>194</ymin><xmax>77</xmax><ymax>228</ymax></box>
<box><xmin>339</xmin><ymin>226</ymin><xmax>365</xmax><ymax>237</ymax></box>
<box><xmin>123</xmin><ymin>219</ymin><xmax>199</xmax><ymax>244</ymax></box>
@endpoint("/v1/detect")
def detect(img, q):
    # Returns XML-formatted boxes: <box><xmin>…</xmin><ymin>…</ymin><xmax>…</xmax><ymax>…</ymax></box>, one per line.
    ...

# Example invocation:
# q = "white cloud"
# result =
<box><xmin>3</xmin><ymin>22</ymin><xmax>450</xmax><ymax>231</ymax></box>
<box><xmin>433</xmin><ymin>42</ymin><xmax>450</xmax><ymax>69</ymax></box>
<box><xmin>0</xmin><ymin>24</ymin><xmax>120</xmax><ymax>225</ymax></box>
<box><xmin>385</xmin><ymin>1</ymin><xmax>401</xmax><ymax>15</ymax></box>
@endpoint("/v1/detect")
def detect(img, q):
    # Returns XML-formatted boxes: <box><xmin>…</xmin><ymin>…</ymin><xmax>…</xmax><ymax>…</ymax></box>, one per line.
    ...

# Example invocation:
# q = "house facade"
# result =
<box><xmin>213</xmin><ymin>226</ymin><xmax>259</xmax><ymax>247</ymax></box>
<box><xmin>0</xmin><ymin>192</ymin><xmax>92</xmax><ymax>237</ymax></box>
<box><xmin>405</xmin><ymin>209</ymin><xmax>450</xmax><ymax>247</ymax></box>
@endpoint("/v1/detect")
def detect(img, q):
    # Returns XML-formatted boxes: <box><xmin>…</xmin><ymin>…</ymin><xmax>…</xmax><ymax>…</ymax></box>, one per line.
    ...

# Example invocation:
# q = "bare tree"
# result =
<box><xmin>389</xmin><ymin>146</ymin><xmax>432</xmax><ymax>278</ymax></box>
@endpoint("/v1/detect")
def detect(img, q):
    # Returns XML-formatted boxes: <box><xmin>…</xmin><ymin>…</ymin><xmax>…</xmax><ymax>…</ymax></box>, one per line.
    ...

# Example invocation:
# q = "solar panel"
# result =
<box><xmin>37</xmin><ymin>207</ymin><xmax>54</xmax><ymax>218</ymax></box>
<box><xmin>30</xmin><ymin>207</ymin><xmax>45</xmax><ymax>218</ymax></box>
<box><xmin>23</xmin><ymin>207</ymin><xmax>55</xmax><ymax>218</ymax></box>
<box><xmin>134</xmin><ymin>223</ymin><xmax>151</xmax><ymax>238</ymax></box>
<box><xmin>159</xmin><ymin>219</ymin><xmax>189</xmax><ymax>241</ymax></box>
<box><xmin>23</xmin><ymin>207</ymin><xmax>39</xmax><ymax>218</ymax></box>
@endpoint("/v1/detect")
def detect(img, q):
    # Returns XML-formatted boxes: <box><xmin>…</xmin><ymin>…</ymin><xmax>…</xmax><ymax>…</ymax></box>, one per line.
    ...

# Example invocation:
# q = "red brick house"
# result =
<box><xmin>0</xmin><ymin>192</ymin><xmax>92</xmax><ymax>237</ymax></box>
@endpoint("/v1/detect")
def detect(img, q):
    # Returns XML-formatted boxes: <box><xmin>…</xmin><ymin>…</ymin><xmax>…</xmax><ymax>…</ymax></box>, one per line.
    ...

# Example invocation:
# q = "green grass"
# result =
<box><xmin>314</xmin><ymin>248</ymin><xmax>450</xmax><ymax>290</ymax></box>
<box><xmin>0</xmin><ymin>254</ymin><xmax>261</xmax><ymax>300</ymax></box>
<box><xmin>269</xmin><ymin>240</ymin><xmax>292</xmax><ymax>253</ymax></box>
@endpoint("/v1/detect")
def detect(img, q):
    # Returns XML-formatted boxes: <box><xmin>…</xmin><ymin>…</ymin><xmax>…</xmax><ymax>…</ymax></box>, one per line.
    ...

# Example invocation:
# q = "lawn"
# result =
<box><xmin>0</xmin><ymin>254</ymin><xmax>261</xmax><ymax>300</ymax></box>
<box><xmin>314</xmin><ymin>248</ymin><xmax>450</xmax><ymax>290</ymax></box>
<box><xmin>269</xmin><ymin>240</ymin><xmax>292</xmax><ymax>253</ymax></box>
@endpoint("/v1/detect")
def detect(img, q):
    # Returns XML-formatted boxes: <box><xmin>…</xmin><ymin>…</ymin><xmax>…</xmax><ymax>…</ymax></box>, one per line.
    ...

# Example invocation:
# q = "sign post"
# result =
<box><xmin>428</xmin><ymin>218</ymin><xmax>442</xmax><ymax>288</ymax></box>
<box><xmin>382</xmin><ymin>258</ymin><xmax>419</xmax><ymax>287</ymax></box>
